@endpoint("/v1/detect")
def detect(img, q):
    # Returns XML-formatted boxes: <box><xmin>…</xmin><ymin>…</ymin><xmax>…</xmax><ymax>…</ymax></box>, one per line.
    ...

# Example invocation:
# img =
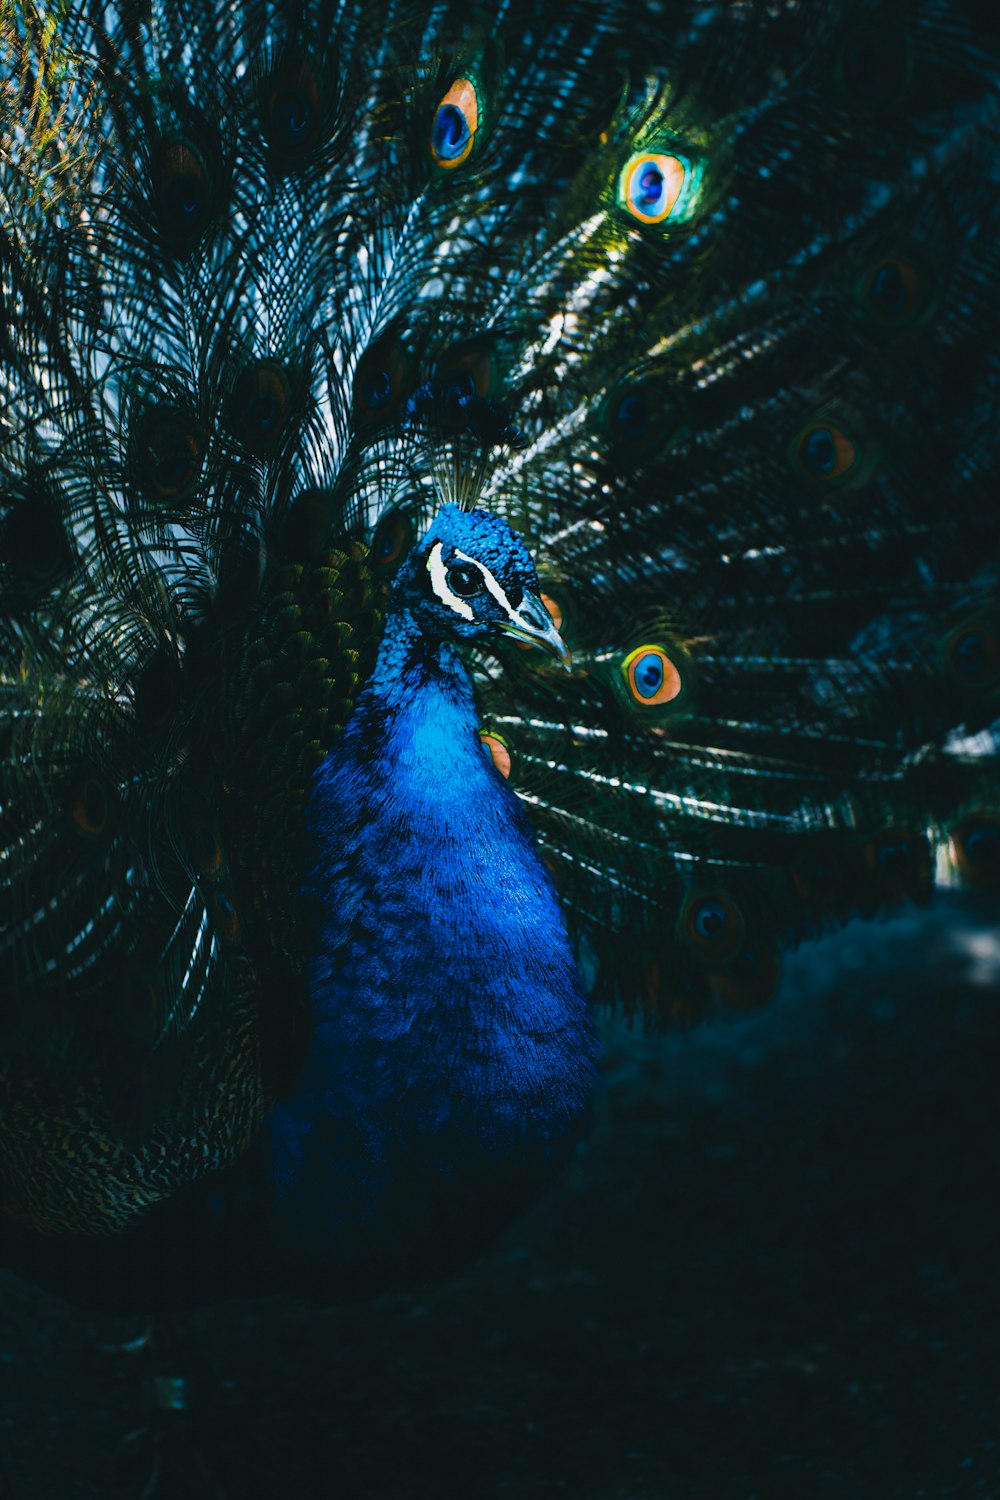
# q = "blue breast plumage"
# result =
<box><xmin>267</xmin><ymin>508</ymin><xmax>598</xmax><ymax>1282</ymax></box>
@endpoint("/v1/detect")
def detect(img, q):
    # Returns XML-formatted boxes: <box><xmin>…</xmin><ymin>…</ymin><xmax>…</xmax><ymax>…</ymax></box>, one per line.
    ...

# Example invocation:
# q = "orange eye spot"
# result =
<box><xmin>71</xmin><ymin>774</ymin><xmax>109</xmax><ymax>837</ymax></box>
<box><xmin>479</xmin><ymin>732</ymin><xmax>512</xmax><ymax>779</ymax></box>
<box><xmin>622</xmin><ymin>645</ymin><xmax>682</xmax><ymax>706</ymax></box>
<box><xmin>680</xmin><ymin>892</ymin><xmax>745</xmax><ymax>964</ymax></box>
<box><xmin>231</xmin><ymin>362</ymin><xmax>291</xmax><ymax>452</ymax></box>
<box><xmin>370</xmin><ymin>509</ymin><xmax>414</xmax><ymax>574</ymax></box>
<box><xmin>430</xmin><ymin>77</ymin><xmax>479</xmax><ymax>169</ymax></box>
<box><xmin>620</xmin><ymin>152</ymin><xmax>686</xmax><ymax>224</ymax></box>
<box><xmin>138</xmin><ymin>410</ymin><xmax>203</xmax><ymax>500</ymax></box>
<box><xmin>797</xmin><ymin>423</ymin><xmax>856</xmax><ymax>481</ymax></box>
<box><xmin>863</xmin><ymin>257</ymin><xmax>924</xmax><ymax>324</ymax></box>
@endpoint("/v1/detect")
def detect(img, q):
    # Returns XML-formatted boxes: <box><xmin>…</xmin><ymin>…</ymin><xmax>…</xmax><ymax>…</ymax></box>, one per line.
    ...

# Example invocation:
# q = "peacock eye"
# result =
<box><xmin>795</xmin><ymin>422</ymin><xmax>857</xmax><ymax>482</ymax></box>
<box><xmin>448</xmin><ymin>562</ymin><xmax>482</xmax><ymax>597</ymax></box>
<box><xmin>868</xmin><ymin>258</ymin><xmax>922</xmax><ymax>321</ymax></box>
<box><xmin>619</xmin><ymin>151</ymin><xmax>692</xmax><ymax>226</ymax></box>
<box><xmin>230</xmin><ymin>361</ymin><xmax>292</xmax><ymax>452</ymax></box>
<box><xmin>613</xmin><ymin>391</ymin><xmax>651</xmax><ymax>441</ymax></box>
<box><xmin>679</xmin><ymin>890</ymin><xmax>746</xmax><ymax>964</ymax></box>
<box><xmin>370</xmin><ymin>508</ymin><xmax>414</xmax><ymax>574</ymax></box>
<box><xmin>137</xmin><ymin>408</ymin><xmax>203</xmax><ymax>501</ymax></box>
<box><xmin>354</xmin><ymin>333</ymin><xmax>410</xmax><ymax>425</ymax></box>
<box><xmin>430</xmin><ymin>77</ymin><xmax>479</xmax><ymax>169</ymax></box>
<box><xmin>153</xmin><ymin>139</ymin><xmax>218</xmax><ymax>250</ymax></box>
<box><xmin>855</xmin><ymin>251</ymin><xmax>931</xmax><ymax>329</ymax></box>
<box><xmin>622</xmin><ymin>644</ymin><xmax>682</xmax><ymax>706</ymax></box>
<box><xmin>262</xmin><ymin>57</ymin><xmax>322</xmax><ymax>157</ymax></box>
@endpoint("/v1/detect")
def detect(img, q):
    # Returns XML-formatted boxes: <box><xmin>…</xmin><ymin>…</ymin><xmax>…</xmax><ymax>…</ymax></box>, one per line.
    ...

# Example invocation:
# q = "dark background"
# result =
<box><xmin>2</xmin><ymin>892</ymin><xmax>999</xmax><ymax>1499</ymax></box>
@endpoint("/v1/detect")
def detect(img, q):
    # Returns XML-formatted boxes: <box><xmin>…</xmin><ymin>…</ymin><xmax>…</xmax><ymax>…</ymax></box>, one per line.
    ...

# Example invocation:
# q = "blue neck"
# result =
<box><xmin>267</xmin><ymin>609</ymin><xmax>597</xmax><ymax>1278</ymax></box>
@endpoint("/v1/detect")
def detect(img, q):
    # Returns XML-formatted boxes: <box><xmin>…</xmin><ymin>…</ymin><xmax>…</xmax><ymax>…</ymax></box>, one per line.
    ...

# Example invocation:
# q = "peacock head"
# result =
<box><xmin>396</xmin><ymin>504</ymin><xmax>570</xmax><ymax>667</ymax></box>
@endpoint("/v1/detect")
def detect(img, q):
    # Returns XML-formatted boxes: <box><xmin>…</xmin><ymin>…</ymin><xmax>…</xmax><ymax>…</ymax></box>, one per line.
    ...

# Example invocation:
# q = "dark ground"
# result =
<box><xmin>2</xmin><ymin>893</ymin><xmax>999</xmax><ymax>1500</ymax></box>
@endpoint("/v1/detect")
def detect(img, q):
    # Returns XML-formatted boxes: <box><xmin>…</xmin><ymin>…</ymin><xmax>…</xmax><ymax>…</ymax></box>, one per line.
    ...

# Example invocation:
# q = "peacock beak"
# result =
<box><xmin>497</xmin><ymin>593</ymin><xmax>572</xmax><ymax>671</ymax></box>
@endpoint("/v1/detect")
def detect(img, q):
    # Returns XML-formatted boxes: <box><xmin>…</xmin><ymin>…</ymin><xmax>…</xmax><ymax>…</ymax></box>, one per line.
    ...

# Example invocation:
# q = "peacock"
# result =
<box><xmin>0</xmin><ymin>0</ymin><xmax>998</xmax><ymax>1327</ymax></box>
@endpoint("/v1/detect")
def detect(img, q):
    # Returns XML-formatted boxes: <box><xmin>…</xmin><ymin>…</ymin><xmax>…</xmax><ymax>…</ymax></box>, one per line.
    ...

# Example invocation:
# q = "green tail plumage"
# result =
<box><xmin>0</xmin><ymin>0</ymin><xmax>997</xmax><ymax>1247</ymax></box>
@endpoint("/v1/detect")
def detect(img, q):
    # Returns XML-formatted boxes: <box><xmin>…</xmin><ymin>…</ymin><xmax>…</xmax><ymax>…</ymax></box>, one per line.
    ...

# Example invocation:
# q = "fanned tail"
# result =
<box><xmin>0</xmin><ymin>0</ymin><xmax>997</xmax><ymax>1239</ymax></box>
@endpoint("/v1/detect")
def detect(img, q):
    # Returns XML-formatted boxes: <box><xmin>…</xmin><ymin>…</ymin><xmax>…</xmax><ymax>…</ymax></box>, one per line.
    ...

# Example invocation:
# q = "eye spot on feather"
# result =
<box><xmin>860</xmin><ymin>256</ymin><xmax>927</xmax><ymax>326</ymax></box>
<box><xmin>355</xmin><ymin>335</ymin><xmax>409</xmax><ymax>422</ymax></box>
<box><xmin>153</xmin><ymin>139</ymin><xmax>217</xmax><ymax>249</ymax></box>
<box><xmin>796</xmin><ymin>423</ymin><xmax>856</xmax><ymax>481</ymax></box>
<box><xmin>262</xmin><ymin>56</ymin><xmax>322</xmax><ymax>158</ymax></box>
<box><xmin>479</xmin><ymin>731</ymin><xmax>512</xmax><ymax>779</ymax></box>
<box><xmin>603</xmin><ymin>376</ymin><xmax>686</xmax><ymax>462</ymax></box>
<box><xmin>231</xmin><ymin>362</ymin><xmax>291</xmax><ymax>452</ymax></box>
<box><xmin>622</xmin><ymin>645</ymin><xmax>682</xmax><ymax>706</ymax></box>
<box><xmin>436</xmin><ymin>340</ymin><xmax>495</xmax><ymax>400</ymax></box>
<box><xmin>70</xmin><ymin>772</ymin><xmax>111</xmax><ymax>838</ymax></box>
<box><xmin>680</xmin><ymin>892</ymin><xmax>745</xmax><ymax>964</ymax></box>
<box><xmin>209</xmin><ymin>890</ymin><xmax>241</xmax><ymax>944</ymax></box>
<box><xmin>137</xmin><ymin>410</ymin><xmax>203</xmax><ymax>501</ymax></box>
<box><xmin>944</xmin><ymin>622</ymin><xmax>1000</xmax><ymax>690</ymax></box>
<box><xmin>431</xmin><ymin>78</ymin><xmax>479</xmax><ymax>169</ymax></box>
<box><xmin>370</xmin><ymin>509</ymin><xmax>414</xmax><ymax>575</ymax></box>
<box><xmin>951</xmin><ymin>814</ymin><xmax>1000</xmax><ymax>888</ymax></box>
<box><xmin>619</xmin><ymin>152</ymin><xmax>689</xmax><ymax>225</ymax></box>
<box><xmin>612</xmin><ymin>390</ymin><xmax>651</xmax><ymax>442</ymax></box>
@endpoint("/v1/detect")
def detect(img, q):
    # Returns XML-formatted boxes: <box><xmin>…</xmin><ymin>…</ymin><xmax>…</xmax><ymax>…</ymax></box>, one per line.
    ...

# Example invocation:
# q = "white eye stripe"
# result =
<box><xmin>452</xmin><ymin>548</ymin><xmax>530</xmax><ymax>628</ymax></box>
<box><xmin>426</xmin><ymin>541</ymin><xmax>474</xmax><ymax>620</ymax></box>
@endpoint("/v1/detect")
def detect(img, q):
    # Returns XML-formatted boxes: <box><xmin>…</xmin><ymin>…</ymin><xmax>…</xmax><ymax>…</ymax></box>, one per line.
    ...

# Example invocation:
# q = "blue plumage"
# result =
<box><xmin>268</xmin><ymin>507</ymin><xmax>597</xmax><ymax>1278</ymax></box>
